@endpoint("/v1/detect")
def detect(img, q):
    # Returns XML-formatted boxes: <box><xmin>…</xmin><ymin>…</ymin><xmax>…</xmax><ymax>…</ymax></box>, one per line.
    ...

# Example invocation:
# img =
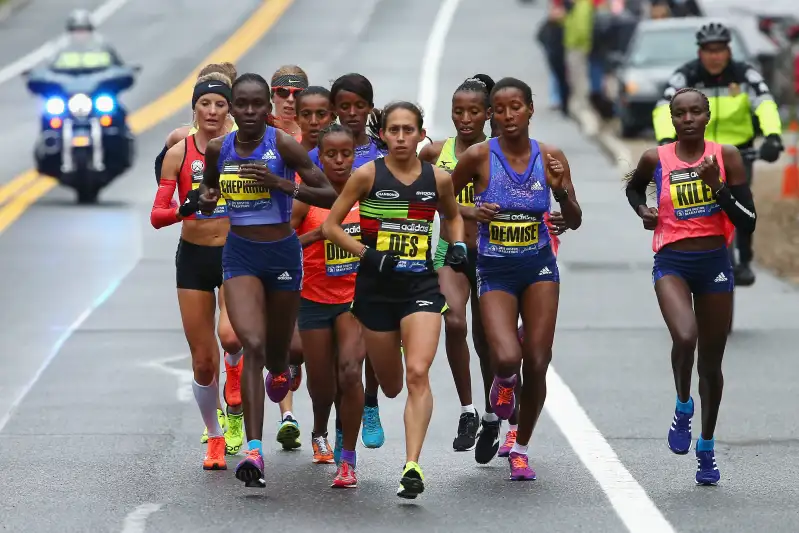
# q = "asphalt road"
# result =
<box><xmin>1</xmin><ymin>0</ymin><xmax>799</xmax><ymax>532</ymax></box>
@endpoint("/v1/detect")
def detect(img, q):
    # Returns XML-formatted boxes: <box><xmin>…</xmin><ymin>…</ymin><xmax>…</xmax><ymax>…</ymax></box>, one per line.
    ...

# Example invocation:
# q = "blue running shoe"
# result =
<box><xmin>361</xmin><ymin>406</ymin><xmax>385</xmax><ymax>448</ymax></box>
<box><xmin>334</xmin><ymin>428</ymin><xmax>343</xmax><ymax>465</ymax></box>
<box><xmin>695</xmin><ymin>450</ymin><xmax>720</xmax><ymax>485</ymax></box>
<box><xmin>668</xmin><ymin>406</ymin><xmax>693</xmax><ymax>455</ymax></box>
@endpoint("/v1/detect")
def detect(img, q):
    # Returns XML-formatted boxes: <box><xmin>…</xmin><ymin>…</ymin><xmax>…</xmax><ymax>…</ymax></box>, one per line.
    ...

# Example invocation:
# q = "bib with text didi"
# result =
<box><xmin>669</xmin><ymin>167</ymin><xmax>720</xmax><ymax>220</ymax></box>
<box><xmin>487</xmin><ymin>211</ymin><xmax>541</xmax><ymax>256</ymax></box>
<box><xmin>324</xmin><ymin>222</ymin><xmax>361</xmax><ymax>276</ymax></box>
<box><xmin>220</xmin><ymin>161</ymin><xmax>271</xmax><ymax>212</ymax></box>
<box><xmin>190</xmin><ymin>159</ymin><xmax>227</xmax><ymax>219</ymax></box>
<box><xmin>376</xmin><ymin>219</ymin><xmax>431</xmax><ymax>273</ymax></box>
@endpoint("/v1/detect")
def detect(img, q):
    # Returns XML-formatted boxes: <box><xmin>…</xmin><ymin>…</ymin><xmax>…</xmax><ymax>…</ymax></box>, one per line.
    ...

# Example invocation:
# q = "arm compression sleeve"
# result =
<box><xmin>151</xmin><ymin>179</ymin><xmax>180</xmax><ymax>229</ymax></box>
<box><xmin>716</xmin><ymin>184</ymin><xmax>756</xmax><ymax>234</ymax></box>
<box><xmin>154</xmin><ymin>144</ymin><xmax>168</xmax><ymax>185</ymax></box>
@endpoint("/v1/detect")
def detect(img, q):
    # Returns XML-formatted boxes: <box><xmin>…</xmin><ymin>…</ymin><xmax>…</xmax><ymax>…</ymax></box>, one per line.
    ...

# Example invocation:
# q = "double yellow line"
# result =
<box><xmin>0</xmin><ymin>0</ymin><xmax>294</xmax><ymax>235</ymax></box>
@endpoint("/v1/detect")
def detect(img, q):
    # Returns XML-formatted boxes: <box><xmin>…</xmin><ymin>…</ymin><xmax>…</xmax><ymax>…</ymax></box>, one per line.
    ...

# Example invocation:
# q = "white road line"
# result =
<box><xmin>417</xmin><ymin>0</ymin><xmax>461</xmax><ymax>136</ymax></box>
<box><xmin>0</xmin><ymin>262</ymin><xmax>137</xmax><ymax>433</ymax></box>
<box><xmin>0</xmin><ymin>0</ymin><xmax>133</xmax><ymax>86</ymax></box>
<box><xmin>142</xmin><ymin>354</ymin><xmax>194</xmax><ymax>403</ymax></box>
<box><xmin>121</xmin><ymin>503</ymin><xmax>163</xmax><ymax>533</ymax></box>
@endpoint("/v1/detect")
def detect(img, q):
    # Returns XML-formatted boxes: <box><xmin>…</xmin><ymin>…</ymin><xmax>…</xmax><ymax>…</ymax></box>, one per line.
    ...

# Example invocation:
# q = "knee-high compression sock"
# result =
<box><xmin>193</xmin><ymin>378</ymin><xmax>223</xmax><ymax>437</ymax></box>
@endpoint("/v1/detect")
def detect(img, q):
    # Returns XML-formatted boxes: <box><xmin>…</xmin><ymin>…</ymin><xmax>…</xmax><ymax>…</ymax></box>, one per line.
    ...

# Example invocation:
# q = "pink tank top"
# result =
<box><xmin>652</xmin><ymin>141</ymin><xmax>734</xmax><ymax>252</ymax></box>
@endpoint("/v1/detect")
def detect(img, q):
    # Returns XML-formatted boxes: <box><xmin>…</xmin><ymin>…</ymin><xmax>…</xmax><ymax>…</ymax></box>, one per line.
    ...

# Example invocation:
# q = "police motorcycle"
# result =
<box><xmin>24</xmin><ymin>62</ymin><xmax>140</xmax><ymax>204</ymax></box>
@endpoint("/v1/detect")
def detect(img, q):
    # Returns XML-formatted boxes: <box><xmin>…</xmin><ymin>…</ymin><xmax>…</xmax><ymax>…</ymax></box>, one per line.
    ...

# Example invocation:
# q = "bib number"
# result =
<box><xmin>669</xmin><ymin>167</ymin><xmax>719</xmax><ymax>220</ymax></box>
<box><xmin>457</xmin><ymin>182</ymin><xmax>475</xmax><ymax>207</ymax></box>
<box><xmin>376</xmin><ymin>219</ymin><xmax>431</xmax><ymax>273</ymax></box>
<box><xmin>487</xmin><ymin>212</ymin><xmax>541</xmax><ymax>256</ymax></box>
<box><xmin>325</xmin><ymin>223</ymin><xmax>361</xmax><ymax>276</ymax></box>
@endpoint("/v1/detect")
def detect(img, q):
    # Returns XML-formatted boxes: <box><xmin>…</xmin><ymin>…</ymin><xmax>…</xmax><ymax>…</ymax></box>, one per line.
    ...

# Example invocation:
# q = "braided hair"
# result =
<box><xmin>454</xmin><ymin>74</ymin><xmax>495</xmax><ymax>108</ymax></box>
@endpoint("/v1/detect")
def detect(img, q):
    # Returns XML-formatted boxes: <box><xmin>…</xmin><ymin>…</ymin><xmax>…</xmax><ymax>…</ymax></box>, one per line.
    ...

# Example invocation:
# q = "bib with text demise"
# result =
<box><xmin>190</xmin><ymin>159</ymin><xmax>227</xmax><ymax>219</ymax></box>
<box><xmin>669</xmin><ymin>167</ymin><xmax>720</xmax><ymax>220</ymax></box>
<box><xmin>487</xmin><ymin>211</ymin><xmax>541</xmax><ymax>256</ymax></box>
<box><xmin>376</xmin><ymin>219</ymin><xmax>430</xmax><ymax>272</ymax></box>
<box><xmin>220</xmin><ymin>161</ymin><xmax>271</xmax><ymax>212</ymax></box>
<box><xmin>324</xmin><ymin>222</ymin><xmax>361</xmax><ymax>276</ymax></box>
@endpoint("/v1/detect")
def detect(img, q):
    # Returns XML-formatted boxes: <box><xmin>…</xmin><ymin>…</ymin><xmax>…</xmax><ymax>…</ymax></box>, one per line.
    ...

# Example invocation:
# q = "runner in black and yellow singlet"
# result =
<box><xmin>323</xmin><ymin>101</ymin><xmax>468</xmax><ymax>499</ymax></box>
<box><xmin>419</xmin><ymin>75</ymin><xmax>493</xmax><ymax>455</ymax></box>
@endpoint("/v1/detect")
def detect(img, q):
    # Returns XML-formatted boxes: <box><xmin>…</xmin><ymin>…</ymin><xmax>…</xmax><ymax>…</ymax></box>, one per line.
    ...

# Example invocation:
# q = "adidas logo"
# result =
<box><xmin>539</xmin><ymin>266</ymin><xmax>552</xmax><ymax>275</ymax></box>
<box><xmin>714</xmin><ymin>272</ymin><xmax>727</xmax><ymax>283</ymax></box>
<box><xmin>277</xmin><ymin>271</ymin><xmax>292</xmax><ymax>281</ymax></box>
<box><xmin>531</xmin><ymin>181</ymin><xmax>544</xmax><ymax>191</ymax></box>
<box><xmin>262</xmin><ymin>150</ymin><xmax>276</xmax><ymax>161</ymax></box>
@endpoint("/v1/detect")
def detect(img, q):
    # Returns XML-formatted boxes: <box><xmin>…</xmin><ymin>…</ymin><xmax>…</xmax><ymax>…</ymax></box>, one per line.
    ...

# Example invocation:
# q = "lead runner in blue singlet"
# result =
<box><xmin>451</xmin><ymin>77</ymin><xmax>583</xmax><ymax>482</ymax></box>
<box><xmin>198</xmin><ymin>73</ymin><xmax>337</xmax><ymax>488</ymax></box>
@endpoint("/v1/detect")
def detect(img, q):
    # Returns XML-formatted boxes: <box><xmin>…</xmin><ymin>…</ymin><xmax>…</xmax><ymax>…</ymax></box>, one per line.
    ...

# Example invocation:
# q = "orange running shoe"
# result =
<box><xmin>312</xmin><ymin>434</ymin><xmax>335</xmax><ymax>464</ymax></box>
<box><xmin>331</xmin><ymin>461</ymin><xmax>357</xmax><ymax>488</ymax></box>
<box><xmin>498</xmin><ymin>429</ymin><xmax>517</xmax><ymax>458</ymax></box>
<box><xmin>289</xmin><ymin>364</ymin><xmax>303</xmax><ymax>392</ymax></box>
<box><xmin>203</xmin><ymin>436</ymin><xmax>227</xmax><ymax>470</ymax></box>
<box><xmin>224</xmin><ymin>354</ymin><xmax>243</xmax><ymax>407</ymax></box>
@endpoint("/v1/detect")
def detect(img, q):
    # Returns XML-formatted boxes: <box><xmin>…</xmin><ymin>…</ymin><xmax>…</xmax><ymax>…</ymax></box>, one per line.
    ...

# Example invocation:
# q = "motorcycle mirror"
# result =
<box><xmin>132</xmin><ymin>65</ymin><xmax>142</xmax><ymax>73</ymax></box>
<box><xmin>21</xmin><ymin>68</ymin><xmax>31</xmax><ymax>77</ymax></box>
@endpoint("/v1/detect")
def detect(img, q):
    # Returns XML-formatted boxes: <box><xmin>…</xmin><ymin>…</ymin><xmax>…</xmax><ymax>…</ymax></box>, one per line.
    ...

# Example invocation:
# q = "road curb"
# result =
<box><xmin>0</xmin><ymin>0</ymin><xmax>31</xmax><ymax>23</ymax></box>
<box><xmin>570</xmin><ymin>107</ymin><xmax>634</xmax><ymax>175</ymax></box>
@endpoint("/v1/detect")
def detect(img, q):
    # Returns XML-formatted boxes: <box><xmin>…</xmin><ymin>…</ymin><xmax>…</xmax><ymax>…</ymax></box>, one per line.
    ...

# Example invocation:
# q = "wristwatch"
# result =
<box><xmin>553</xmin><ymin>188</ymin><xmax>569</xmax><ymax>203</ymax></box>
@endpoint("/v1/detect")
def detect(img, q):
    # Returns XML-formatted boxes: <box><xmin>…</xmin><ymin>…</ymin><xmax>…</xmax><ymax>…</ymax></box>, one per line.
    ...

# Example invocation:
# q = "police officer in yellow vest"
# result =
<box><xmin>652</xmin><ymin>22</ymin><xmax>784</xmax><ymax>286</ymax></box>
<box><xmin>49</xmin><ymin>9</ymin><xmax>124</xmax><ymax>72</ymax></box>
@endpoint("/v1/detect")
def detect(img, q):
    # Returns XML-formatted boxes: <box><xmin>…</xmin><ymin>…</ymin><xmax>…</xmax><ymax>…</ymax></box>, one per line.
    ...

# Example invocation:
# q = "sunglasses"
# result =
<box><xmin>272</xmin><ymin>86</ymin><xmax>304</xmax><ymax>99</ymax></box>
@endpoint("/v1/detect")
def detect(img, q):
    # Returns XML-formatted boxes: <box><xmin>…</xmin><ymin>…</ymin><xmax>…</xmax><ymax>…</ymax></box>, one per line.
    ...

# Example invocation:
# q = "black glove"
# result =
<box><xmin>759</xmin><ymin>134</ymin><xmax>783</xmax><ymax>163</ymax></box>
<box><xmin>361</xmin><ymin>247</ymin><xmax>400</xmax><ymax>274</ymax></box>
<box><xmin>179</xmin><ymin>188</ymin><xmax>201</xmax><ymax>217</ymax></box>
<box><xmin>444</xmin><ymin>242</ymin><xmax>469</xmax><ymax>273</ymax></box>
<box><xmin>658</xmin><ymin>138</ymin><xmax>676</xmax><ymax>146</ymax></box>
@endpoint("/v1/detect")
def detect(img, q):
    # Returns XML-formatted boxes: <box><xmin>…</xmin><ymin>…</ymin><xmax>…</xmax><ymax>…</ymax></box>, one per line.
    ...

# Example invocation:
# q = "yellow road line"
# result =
<box><xmin>0</xmin><ymin>0</ymin><xmax>294</xmax><ymax>235</ymax></box>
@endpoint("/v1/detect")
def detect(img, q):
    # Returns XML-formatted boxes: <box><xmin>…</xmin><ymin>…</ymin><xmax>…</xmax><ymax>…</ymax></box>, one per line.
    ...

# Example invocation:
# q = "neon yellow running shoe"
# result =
<box><xmin>276</xmin><ymin>415</ymin><xmax>301</xmax><ymax>450</ymax></box>
<box><xmin>201</xmin><ymin>409</ymin><xmax>228</xmax><ymax>444</ymax></box>
<box><xmin>225</xmin><ymin>412</ymin><xmax>244</xmax><ymax>455</ymax></box>
<box><xmin>397</xmin><ymin>461</ymin><xmax>425</xmax><ymax>499</ymax></box>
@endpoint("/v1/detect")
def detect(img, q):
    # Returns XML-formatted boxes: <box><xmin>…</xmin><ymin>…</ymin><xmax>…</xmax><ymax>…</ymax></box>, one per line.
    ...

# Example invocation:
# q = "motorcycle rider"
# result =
<box><xmin>652</xmin><ymin>22</ymin><xmax>784</xmax><ymax>287</ymax></box>
<box><xmin>49</xmin><ymin>9</ymin><xmax>124</xmax><ymax>71</ymax></box>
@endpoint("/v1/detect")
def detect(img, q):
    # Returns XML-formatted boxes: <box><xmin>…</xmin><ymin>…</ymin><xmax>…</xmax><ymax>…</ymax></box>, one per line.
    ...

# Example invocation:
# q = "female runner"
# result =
<box><xmin>451</xmin><ymin>77</ymin><xmax>583</xmax><ymax>481</ymax></box>
<box><xmin>323</xmin><ymin>102</ymin><xmax>467</xmax><ymax>499</ymax></box>
<box><xmin>330</xmin><ymin>73</ymin><xmax>387</xmax><ymax>449</ymax></box>
<box><xmin>293</xmin><ymin>124</ymin><xmax>366</xmax><ymax>487</ymax></box>
<box><xmin>624</xmin><ymin>88</ymin><xmax>755</xmax><ymax>485</ymax></box>
<box><xmin>419</xmin><ymin>76</ymin><xmax>493</xmax><ymax>453</ymax></box>
<box><xmin>150</xmin><ymin>74</ymin><xmax>244</xmax><ymax>468</ymax></box>
<box><xmin>198</xmin><ymin>73</ymin><xmax>336</xmax><ymax>487</ymax></box>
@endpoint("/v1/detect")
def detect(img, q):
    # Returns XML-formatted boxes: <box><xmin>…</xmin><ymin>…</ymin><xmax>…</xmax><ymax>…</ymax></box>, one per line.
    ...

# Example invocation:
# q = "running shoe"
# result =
<box><xmin>277</xmin><ymin>415</ymin><xmax>302</xmax><ymax>450</ymax></box>
<box><xmin>452</xmin><ymin>408</ymin><xmax>479</xmax><ymax>451</ymax></box>
<box><xmin>332</xmin><ymin>461</ymin><xmax>358</xmax><ymax>488</ymax></box>
<box><xmin>490</xmin><ymin>375</ymin><xmax>517</xmax><ymax>420</ymax></box>
<box><xmin>695</xmin><ymin>449</ymin><xmax>720</xmax><ymax>486</ymax></box>
<box><xmin>333</xmin><ymin>428</ymin><xmax>343</xmax><ymax>465</ymax></box>
<box><xmin>312</xmin><ymin>433</ymin><xmax>335</xmax><ymax>464</ymax></box>
<box><xmin>224</xmin><ymin>354</ymin><xmax>243</xmax><ymax>407</ymax></box>
<box><xmin>498</xmin><ymin>429</ymin><xmax>518</xmax><ymax>458</ymax></box>
<box><xmin>397</xmin><ymin>461</ymin><xmax>425</xmax><ymax>499</ymax></box>
<box><xmin>235</xmin><ymin>449</ymin><xmax>265</xmax><ymax>488</ymax></box>
<box><xmin>361</xmin><ymin>406</ymin><xmax>385</xmax><ymax>448</ymax></box>
<box><xmin>289</xmin><ymin>364</ymin><xmax>303</xmax><ymax>392</ymax></box>
<box><xmin>508</xmin><ymin>451</ymin><xmax>536</xmax><ymax>481</ymax></box>
<box><xmin>201</xmin><ymin>409</ymin><xmax>228</xmax><ymax>444</ymax></box>
<box><xmin>203</xmin><ymin>436</ymin><xmax>227</xmax><ymax>470</ymax></box>
<box><xmin>265</xmin><ymin>369</ymin><xmax>291</xmax><ymax>403</ymax></box>
<box><xmin>668</xmin><ymin>403</ymin><xmax>693</xmax><ymax>455</ymax></box>
<box><xmin>225</xmin><ymin>412</ymin><xmax>244</xmax><ymax>455</ymax></box>
<box><xmin>474</xmin><ymin>418</ymin><xmax>501</xmax><ymax>464</ymax></box>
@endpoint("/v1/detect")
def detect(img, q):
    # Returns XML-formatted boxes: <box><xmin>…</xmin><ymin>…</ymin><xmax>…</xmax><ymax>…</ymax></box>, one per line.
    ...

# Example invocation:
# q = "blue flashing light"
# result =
<box><xmin>94</xmin><ymin>95</ymin><xmax>115</xmax><ymax>113</ymax></box>
<box><xmin>45</xmin><ymin>97</ymin><xmax>65</xmax><ymax>115</ymax></box>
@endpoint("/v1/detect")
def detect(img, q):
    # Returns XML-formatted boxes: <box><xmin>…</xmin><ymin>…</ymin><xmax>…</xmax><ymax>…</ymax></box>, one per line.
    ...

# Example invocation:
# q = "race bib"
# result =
<box><xmin>190</xmin><ymin>159</ymin><xmax>227</xmax><ymax>219</ymax></box>
<box><xmin>376</xmin><ymin>219</ymin><xmax>431</xmax><ymax>273</ymax></box>
<box><xmin>220</xmin><ymin>161</ymin><xmax>271</xmax><ymax>212</ymax></box>
<box><xmin>325</xmin><ymin>222</ymin><xmax>360</xmax><ymax>276</ymax></box>
<box><xmin>669</xmin><ymin>167</ymin><xmax>719</xmax><ymax>220</ymax></box>
<box><xmin>487</xmin><ymin>211</ymin><xmax>540</xmax><ymax>256</ymax></box>
<box><xmin>457</xmin><ymin>182</ymin><xmax>475</xmax><ymax>207</ymax></box>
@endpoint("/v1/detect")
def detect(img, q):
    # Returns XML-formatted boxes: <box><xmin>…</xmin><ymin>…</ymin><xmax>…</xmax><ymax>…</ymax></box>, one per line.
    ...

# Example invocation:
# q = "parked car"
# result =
<box><xmin>609</xmin><ymin>17</ymin><xmax>780</xmax><ymax>138</ymax></box>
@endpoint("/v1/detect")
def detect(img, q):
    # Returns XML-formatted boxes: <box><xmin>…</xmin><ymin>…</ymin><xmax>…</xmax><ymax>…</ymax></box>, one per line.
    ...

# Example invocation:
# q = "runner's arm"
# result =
<box><xmin>625</xmin><ymin>148</ymin><xmax>658</xmax><ymax>213</ymax></box>
<box><xmin>450</xmin><ymin>142</ymin><xmax>485</xmax><ymax>197</ymax></box>
<box><xmin>435</xmin><ymin>167</ymin><xmax>464</xmax><ymax>244</ymax></box>
<box><xmin>291</xmin><ymin>201</ymin><xmax>322</xmax><ymax>247</ymax></box>
<box><xmin>322</xmin><ymin>164</ymin><xmax>375</xmax><ymax>257</ymax></box>
<box><xmin>544</xmin><ymin>145</ymin><xmax>582</xmax><ymax>230</ymax></box>
<box><xmin>715</xmin><ymin>145</ymin><xmax>756</xmax><ymax>233</ymax></box>
<box><xmin>150</xmin><ymin>143</ymin><xmax>184</xmax><ymax>228</ymax></box>
<box><xmin>275</xmin><ymin>130</ymin><xmax>337</xmax><ymax>208</ymax></box>
<box><xmin>418</xmin><ymin>141</ymin><xmax>444</xmax><ymax>164</ymax></box>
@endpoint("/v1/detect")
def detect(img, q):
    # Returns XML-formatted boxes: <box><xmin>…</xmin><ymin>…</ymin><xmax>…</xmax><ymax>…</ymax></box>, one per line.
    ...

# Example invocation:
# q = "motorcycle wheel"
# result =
<box><xmin>76</xmin><ymin>176</ymin><xmax>99</xmax><ymax>204</ymax></box>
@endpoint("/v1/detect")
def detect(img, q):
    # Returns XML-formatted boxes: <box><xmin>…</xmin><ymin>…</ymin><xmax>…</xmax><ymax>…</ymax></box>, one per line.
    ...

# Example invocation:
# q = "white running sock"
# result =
<box><xmin>483</xmin><ymin>412</ymin><xmax>499</xmax><ymax>422</ymax></box>
<box><xmin>461</xmin><ymin>404</ymin><xmax>476</xmax><ymax>415</ymax></box>
<box><xmin>511</xmin><ymin>442</ymin><xmax>529</xmax><ymax>455</ymax></box>
<box><xmin>509</xmin><ymin>424</ymin><xmax>518</xmax><ymax>432</ymax></box>
<box><xmin>193</xmin><ymin>378</ymin><xmax>223</xmax><ymax>437</ymax></box>
<box><xmin>282</xmin><ymin>410</ymin><xmax>294</xmax><ymax>422</ymax></box>
<box><xmin>225</xmin><ymin>348</ymin><xmax>243</xmax><ymax>367</ymax></box>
